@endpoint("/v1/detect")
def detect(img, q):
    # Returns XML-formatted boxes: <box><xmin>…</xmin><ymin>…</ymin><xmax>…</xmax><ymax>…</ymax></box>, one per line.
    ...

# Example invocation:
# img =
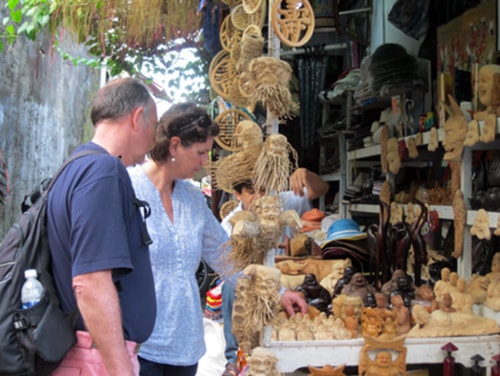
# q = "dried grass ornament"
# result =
<box><xmin>228</xmin><ymin>78</ymin><xmax>252</xmax><ymax>108</ymax></box>
<box><xmin>236</xmin><ymin>26</ymin><xmax>264</xmax><ymax>98</ymax></box>
<box><xmin>237</xmin><ymin>26</ymin><xmax>264</xmax><ymax>74</ymax></box>
<box><xmin>232</xmin><ymin>119</ymin><xmax>264</xmax><ymax>150</ymax></box>
<box><xmin>270</xmin><ymin>0</ymin><xmax>315</xmax><ymax>47</ymax></box>
<box><xmin>230</xmin><ymin>2</ymin><xmax>266</xmax><ymax>31</ymax></box>
<box><xmin>232</xmin><ymin>264</ymin><xmax>282</xmax><ymax>353</ymax></box>
<box><xmin>253</xmin><ymin>133</ymin><xmax>298</xmax><ymax>194</ymax></box>
<box><xmin>222</xmin><ymin>195</ymin><xmax>301</xmax><ymax>272</ymax></box>
<box><xmin>246</xmin><ymin>57</ymin><xmax>298</xmax><ymax>120</ymax></box>
<box><xmin>213</xmin><ymin>120</ymin><xmax>264</xmax><ymax>193</ymax></box>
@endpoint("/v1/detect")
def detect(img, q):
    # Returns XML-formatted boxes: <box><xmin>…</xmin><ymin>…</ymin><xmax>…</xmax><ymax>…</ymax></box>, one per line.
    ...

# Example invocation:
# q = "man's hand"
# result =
<box><xmin>289</xmin><ymin>168</ymin><xmax>308</xmax><ymax>196</ymax></box>
<box><xmin>289</xmin><ymin>168</ymin><xmax>329</xmax><ymax>200</ymax></box>
<box><xmin>279</xmin><ymin>289</ymin><xmax>308</xmax><ymax>317</ymax></box>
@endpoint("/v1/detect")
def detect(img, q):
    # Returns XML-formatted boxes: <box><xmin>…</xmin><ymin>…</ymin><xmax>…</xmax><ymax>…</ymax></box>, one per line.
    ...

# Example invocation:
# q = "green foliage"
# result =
<box><xmin>1</xmin><ymin>0</ymin><xmax>56</xmax><ymax>46</ymax></box>
<box><xmin>0</xmin><ymin>1</ymin><xmax>211</xmax><ymax>100</ymax></box>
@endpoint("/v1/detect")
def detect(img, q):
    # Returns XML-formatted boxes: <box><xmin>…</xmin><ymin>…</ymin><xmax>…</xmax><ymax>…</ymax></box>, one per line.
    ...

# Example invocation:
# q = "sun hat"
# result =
<box><xmin>298</xmin><ymin>208</ymin><xmax>326</xmax><ymax>233</ymax></box>
<box><xmin>320</xmin><ymin>218</ymin><xmax>367</xmax><ymax>249</ymax></box>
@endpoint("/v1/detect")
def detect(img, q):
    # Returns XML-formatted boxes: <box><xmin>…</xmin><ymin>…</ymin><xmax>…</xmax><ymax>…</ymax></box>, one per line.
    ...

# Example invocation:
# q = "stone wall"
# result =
<box><xmin>0</xmin><ymin>30</ymin><xmax>100</xmax><ymax>237</ymax></box>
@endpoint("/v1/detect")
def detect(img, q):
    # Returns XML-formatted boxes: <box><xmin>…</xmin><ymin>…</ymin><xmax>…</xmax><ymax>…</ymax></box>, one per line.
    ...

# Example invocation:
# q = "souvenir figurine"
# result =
<box><xmin>491</xmin><ymin>353</ymin><xmax>500</xmax><ymax>376</ymax></box>
<box><xmin>442</xmin><ymin>94</ymin><xmax>467</xmax><ymax>161</ymax></box>
<box><xmin>470</xmin><ymin>354</ymin><xmax>485</xmax><ymax>376</ymax></box>
<box><xmin>246</xmin><ymin>346</ymin><xmax>281</xmax><ymax>376</ymax></box>
<box><xmin>295</xmin><ymin>273</ymin><xmax>332</xmax><ymax>313</ymax></box>
<box><xmin>340</xmin><ymin>272</ymin><xmax>376</xmax><ymax>302</ymax></box>
<box><xmin>441</xmin><ymin>342</ymin><xmax>458</xmax><ymax>376</ymax></box>
<box><xmin>359</xmin><ymin>335</ymin><xmax>407</xmax><ymax>376</ymax></box>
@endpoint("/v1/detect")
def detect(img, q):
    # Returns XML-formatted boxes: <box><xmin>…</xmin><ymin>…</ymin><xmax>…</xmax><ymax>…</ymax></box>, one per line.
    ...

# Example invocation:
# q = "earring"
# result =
<box><xmin>171</xmin><ymin>157</ymin><xmax>176</xmax><ymax>162</ymax></box>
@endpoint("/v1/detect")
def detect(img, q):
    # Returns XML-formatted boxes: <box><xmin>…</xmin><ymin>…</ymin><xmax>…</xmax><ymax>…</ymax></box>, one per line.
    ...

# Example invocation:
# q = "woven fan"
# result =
<box><xmin>214</xmin><ymin>108</ymin><xmax>253</xmax><ymax>151</ymax></box>
<box><xmin>230</xmin><ymin>2</ymin><xmax>266</xmax><ymax>31</ymax></box>
<box><xmin>242</xmin><ymin>0</ymin><xmax>263</xmax><ymax>14</ymax></box>
<box><xmin>209</xmin><ymin>50</ymin><xmax>238</xmax><ymax>101</ymax></box>
<box><xmin>220</xmin><ymin>15</ymin><xmax>243</xmax><ymax>52</ymax></box>
<box><xmin>271</xmin><ymin>0</ymin><xmax>315</xmax><ymax>47</ymax></box>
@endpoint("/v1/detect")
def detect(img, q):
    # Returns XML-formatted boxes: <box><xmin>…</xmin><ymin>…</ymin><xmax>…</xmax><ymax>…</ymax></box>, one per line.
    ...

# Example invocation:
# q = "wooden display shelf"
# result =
<box><xmin>348</xmin><ymin>203</ymin><xmax>500</xmax><ymax>227</ymax></box>
<box><xmin>346</xmin><ymin>128</ymin><xmax>445</xmax><ymax>161</ymax></box>
<box><xmin>265</xmin><ymin>335</ymin><xmax>500</xmax><ymax>373</ymax></box>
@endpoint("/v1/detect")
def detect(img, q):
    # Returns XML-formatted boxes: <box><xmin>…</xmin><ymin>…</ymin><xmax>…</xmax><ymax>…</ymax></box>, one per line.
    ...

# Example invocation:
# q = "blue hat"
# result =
<box><xmin>321</xmin><ymin>218</ymin><xmax>366</xmax><ymax>248</ymax></box>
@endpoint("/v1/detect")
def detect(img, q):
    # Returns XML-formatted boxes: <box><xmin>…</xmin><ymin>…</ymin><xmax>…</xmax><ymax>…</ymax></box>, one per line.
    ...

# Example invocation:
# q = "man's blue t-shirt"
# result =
<box><xmin>47</xmin><ymin>142</ymin><xmax>156</xmax><ymax>343</ymax></box>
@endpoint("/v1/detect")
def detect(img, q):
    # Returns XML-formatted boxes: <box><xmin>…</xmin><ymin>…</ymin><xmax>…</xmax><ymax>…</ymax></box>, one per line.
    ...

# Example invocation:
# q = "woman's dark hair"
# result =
<box><xmin>149</xmin><ymin>102</ymin><xmax>219</xmax><ymax>162</ymax></box>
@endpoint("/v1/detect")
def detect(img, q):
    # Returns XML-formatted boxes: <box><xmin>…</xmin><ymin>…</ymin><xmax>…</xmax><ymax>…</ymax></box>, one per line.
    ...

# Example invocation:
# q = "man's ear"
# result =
<box><xmin>131</xmin><ymin>106</ymin><xmax>144</xmax><ymax>131</ymax></box>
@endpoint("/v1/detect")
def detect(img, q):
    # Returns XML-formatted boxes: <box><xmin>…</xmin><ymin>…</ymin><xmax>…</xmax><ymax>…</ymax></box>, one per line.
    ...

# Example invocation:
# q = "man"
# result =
<box><xmin>220</xmin><ymin>167</ymin><xmax>329</xmax><ymax>376</ymax></box>
<box><xmin>47</xmin><ymin>77</ymin><xmax>158</xmax><ymax>375</ymax></box>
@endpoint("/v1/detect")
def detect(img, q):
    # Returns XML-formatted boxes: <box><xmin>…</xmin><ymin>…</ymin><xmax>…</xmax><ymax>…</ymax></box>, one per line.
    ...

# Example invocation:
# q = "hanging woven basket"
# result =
<box><xmin>230</xmin><ymin>2</ymin><xmax>266</xmax><ymax>31</ymax></box>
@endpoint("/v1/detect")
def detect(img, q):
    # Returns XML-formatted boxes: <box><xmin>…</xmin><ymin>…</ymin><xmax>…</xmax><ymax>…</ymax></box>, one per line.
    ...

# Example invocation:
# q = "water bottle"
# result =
<box><xmin>21</xmin><ymin>269</ymin><xmax>44</xmax><ymax>309</ymax></box>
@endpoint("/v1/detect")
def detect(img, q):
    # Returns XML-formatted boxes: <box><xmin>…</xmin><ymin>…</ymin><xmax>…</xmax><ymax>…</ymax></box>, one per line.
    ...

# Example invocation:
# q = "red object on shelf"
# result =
<box><xmin>492</xmin><ymin>354</ymin><xmax>500</xmax><ymax>376</ymax></box>
<box><xmin>441</xmin><ymin>342</ymin><xmax>458</xmax><ymax>376</ymax></box>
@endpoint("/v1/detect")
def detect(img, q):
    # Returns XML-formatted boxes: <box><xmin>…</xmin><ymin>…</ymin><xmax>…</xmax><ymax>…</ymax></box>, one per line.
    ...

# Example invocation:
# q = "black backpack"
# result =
<box><xmin>0</xmin><ymin>150</ymin><xmax>99</xmax><ymax>376</ymax></box>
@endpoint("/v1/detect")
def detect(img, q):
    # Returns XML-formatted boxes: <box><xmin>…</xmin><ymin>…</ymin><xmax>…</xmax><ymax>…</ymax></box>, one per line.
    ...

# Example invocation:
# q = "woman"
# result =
<box><xmin>128</xmin><ymin>102</ymin><xmax>306</xmax><ymax>376</ymax></box>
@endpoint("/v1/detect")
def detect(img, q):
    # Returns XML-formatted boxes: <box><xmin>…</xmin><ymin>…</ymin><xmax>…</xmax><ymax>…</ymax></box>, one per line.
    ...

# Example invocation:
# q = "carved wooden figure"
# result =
<box><xmin>442</xmin><ymin>94</ymin><xmax>467</xmax><ymax>161</ymax></box>
<box><xmin>359</xmin><ymin>335</ymin><xmax>407</xmax><ymax>376</ymax></box>
<box><xmin>470</xmin><ymin>208</ymin><xmax>491</xmax><ymax>240</ymax></box>
<box><xmin>246</xmin><ymin>346</ymin><xmax>281</xmax><ymax>376</ymax></box>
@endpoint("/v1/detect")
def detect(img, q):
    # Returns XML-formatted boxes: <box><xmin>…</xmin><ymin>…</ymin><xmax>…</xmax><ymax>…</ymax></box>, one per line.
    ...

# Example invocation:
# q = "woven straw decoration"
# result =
<box><xmin>209</xmin><ymin>50</ymin><xmax>238</xmax><ymax>101</ymax></box>
<box><xmin>228</xmin><ymin>79</ymin><xmax>252</xmax><ymax>108</ymax></box>
<box><xmin>238</xmin><ymin>72</ymin><xmax>254</xmax><ymax>98</ymax></box>
<box><xmin>220</xmin><ymin>15</ymin><xmax>243</xmax><ymax>52</ymax></box>
<box><xmin>230</xmin><ymin>41</ymin><xmax>242</xmax><ymax>65</ymax></box>
<box><xmin>242</xmin><ymin>0</ymin><xmax>263</xmax><ymax>14</ymax></box>
<box><xmin>214</xmin><ymin>108</ymin><xmax>253</xmax><ymax>151</ymax></box>
<box><xmin>230</xmin><ymin>2</ymin><xmax>266</xmax><ymax>31</ymax></box>
<box><xmin>271</xmin><ymin>0</ymin><xmax>315</xmax><ymax>47</ymax></box>
<box><xmin>236</xmin><ymin>25</ymin><xmax>264</xmax><ymax>73</ymax></box>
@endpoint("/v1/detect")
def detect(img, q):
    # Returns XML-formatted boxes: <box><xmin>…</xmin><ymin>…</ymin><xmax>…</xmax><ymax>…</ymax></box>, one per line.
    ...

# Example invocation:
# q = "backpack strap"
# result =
<box><xmin>21</xmin><ymin>150</ymin><xmax>105</xmax><ymax>213</ymax></box>
<box><xmin>45</xmin><ymin>149</ymin><xmax>104</xmax><ymax>193</ymax></box>
<box><xmin>44</xmin><ymin>149</ymin><xmax>106</xmax><ymax>328</ymax></box>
